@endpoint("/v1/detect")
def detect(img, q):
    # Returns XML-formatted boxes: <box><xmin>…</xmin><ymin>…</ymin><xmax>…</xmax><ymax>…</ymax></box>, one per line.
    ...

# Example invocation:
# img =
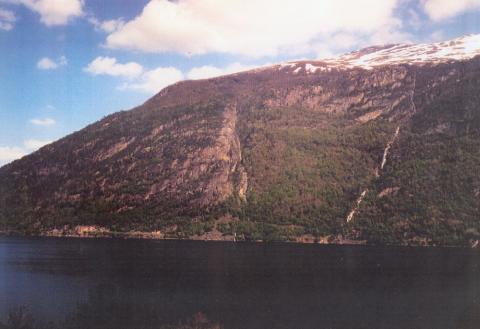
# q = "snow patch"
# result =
<box><xmin>333</xmin><ymin>34</ymin><xmax>480</xmax><ymax>69</ymax></box>
<box><xmin>463</xmin><ymin>34</ymin><xmax>480</xmax><ymax>54</ymax></box>
<box><xmin>305</xmin><ymin>63</ymin><xmax>319</xmax><ymax>73</ymax></box>
<box><xmin>275</xmin><ymin>34</ymin><xmax>480</xmax><ymax>75</ymax></box>
<box><xmin>279</xmin><ymin>62</ymin><xmax>297</xmax><ymax>69</ymax></box>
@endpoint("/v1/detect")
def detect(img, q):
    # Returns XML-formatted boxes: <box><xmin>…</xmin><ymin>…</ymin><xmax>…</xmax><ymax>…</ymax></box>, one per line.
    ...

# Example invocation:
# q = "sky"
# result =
<box><xmin>1</xmin><ymin>0</ymin><xmax>480</xmax><ymax>166</ymax></box>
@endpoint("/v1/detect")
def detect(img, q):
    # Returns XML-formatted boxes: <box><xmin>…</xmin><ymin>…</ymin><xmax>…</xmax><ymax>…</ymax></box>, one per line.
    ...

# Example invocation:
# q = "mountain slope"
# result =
<box><xmin>1</xmin><ymin>36</ymin><xmax>480</xmax><ymax>245</ymax></box>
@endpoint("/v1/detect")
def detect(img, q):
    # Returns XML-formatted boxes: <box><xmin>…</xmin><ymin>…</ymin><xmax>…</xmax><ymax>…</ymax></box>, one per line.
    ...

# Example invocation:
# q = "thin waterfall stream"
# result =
<box><xmin>345</xmin><ymin>74</ymin><xmax>417</xmax><ymax>223</ymax></box>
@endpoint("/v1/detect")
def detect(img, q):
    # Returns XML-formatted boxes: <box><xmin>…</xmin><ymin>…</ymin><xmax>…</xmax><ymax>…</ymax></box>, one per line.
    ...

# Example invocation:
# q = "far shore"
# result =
<box><xmin>1</xmin><ymin>226</ymin><xmax>478</xmax><ymax>248</ymax></box>
<box><xmin>1</xmin><ymin>225</ymin><xmax>366</xmax><ymax>246</ymax></box>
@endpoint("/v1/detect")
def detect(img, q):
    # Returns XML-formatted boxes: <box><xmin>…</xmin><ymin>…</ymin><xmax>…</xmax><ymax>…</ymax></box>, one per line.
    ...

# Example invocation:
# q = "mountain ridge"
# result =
<box><xmin>1</xmin><ymin>35</ymin><xmax>480</xmax><ymax>246</ymax></box>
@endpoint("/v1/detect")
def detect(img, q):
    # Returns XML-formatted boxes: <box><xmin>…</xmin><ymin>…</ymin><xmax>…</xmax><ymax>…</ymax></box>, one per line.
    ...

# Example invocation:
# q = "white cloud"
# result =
<box><xmin>37</xmin><ymin>57</ymin><xmax>57</xmax><ymax>69</ymax></box>
<box><xmin>0</xmin><ymin>146</ymin><xmax>26</xmax><ymax>166</ymax></box>
<box><xmin>313</xmin><ymin>45</ymin><xmax>336</xmax><ymax>59</ymax></box>
<box><xmin>0</xmin><ymin>139</ymin><xmax>53</xmax><ymax>166</ymax></box>
<box><xmin>37</xmin><ymin>56</ymin><xmax>67</xmax><ymax>70</ymax></box>
<box><xmin>87</xmin><ymin>59</ymin><xmax>258</xmax><ymax>93</ymax></box>
<box><xmin>309</xmin><ymin>19</ymin><xmax>411</xmax><ymax>59</ymax></box>
<box><xmin>88</xmin><ymin>16</ymin><xmax>124</xmax><ymax>33</ymax></box>
<box><xmin>11</xmin><ymin>0</ymin><xmax>83</xmax><ymax>26</ymax></box>
<box><xmin>186</xmin><ymin>66</ymin><xmax>223</xmax><ymax>80</ymax></box>
<box><xmin>430</xmin><ymin>30</ymin><xmax>445</xmax><ymax>42</ymax></box>
<box><xmin>422</xmin><ymin>0</ymin><xmax>480</xmax><ymax>21</ymax></box>
<box><xmin>84</xmin><ymin>56</ymin><xmax>144</xmax><ymax>78</ymax></box>
<box><xmin>122</xmin><ymin>62</ymin><xmax>267</xmax><ymax>93</ymax></box>
<box><xmin>367</xmin><ymin>20</ymin><xmax>412</xmax><ymax>45</ymax></box>
<box><xmin>187</xmin><ymin>62</ymin><xmax>256</xmax><ymax>80</ymax></box>
<box><xmin>30</xmin><ymin>117</ymin><xmax>56</xmax><ymax>126</ymax></box>
<box><xmin>119</xmin><ymin>67</ymin><xmax>184</xmax><ymax>94</ymax></box>
<box><xmin>86</xmin><ymin>57</ymin><xmax>257</xmax><ymax>94</ymax></box>
<box><xmin>85</xmin><ymin>56</ymin><xmax>183</xmax><ymax>94</ymax></box>
<box><xmin>24</xmin><ymin>139</ymin><xmax>51</xmax><ymax>150</ymax></box>
<box><xmin>407</xmin><ymin>8</ymin><xmax>422</xmax><ymax>29</ymax></box>
<box><xmin>101</xmin><ymin>19</ymin><xmax>124</xmax><ymax>33</ymax></box>
<box><xmin>0</xmin><ymin>8</ymin><xmax>15</xmax><ymax>30</ymax></box>
<box><xmin>105</xmin><ymin>0</ymin><xmax>401</xmax><ymax>57</ymax></box>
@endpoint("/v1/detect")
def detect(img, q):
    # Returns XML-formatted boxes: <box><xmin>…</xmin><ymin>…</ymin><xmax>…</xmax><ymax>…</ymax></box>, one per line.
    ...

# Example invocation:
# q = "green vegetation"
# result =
<box><xmin>233</xmin><ymin>106</ymin><xmax>395</xmax><ymax>237</ymax></box>
<box><xmin>218</xmin><ymin>220</ymin><xmax>305</xmax><ymax>242</ymax></box>
<box><xmin>2</xmin><ymin>60</ymin><xmax>480</xmax><ymax>246</ymax></box>
<box><xmin>353</xmin><ymin>79</ymin><xmax>480</xmax><ymax>246</ymax></box>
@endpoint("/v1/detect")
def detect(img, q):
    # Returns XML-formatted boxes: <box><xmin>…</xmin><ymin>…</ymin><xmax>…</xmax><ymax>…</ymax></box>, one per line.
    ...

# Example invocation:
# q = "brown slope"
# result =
<box><xmin>1</xmin><ymin>58</ymin><xmax>479</xmax><ymax>244</ymax></box>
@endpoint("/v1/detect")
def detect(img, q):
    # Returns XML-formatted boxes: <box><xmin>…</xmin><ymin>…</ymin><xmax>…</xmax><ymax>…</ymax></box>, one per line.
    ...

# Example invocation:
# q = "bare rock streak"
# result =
<box><xmin>346</xmin><ymin>74</ymin><xmax>417</xmax><ymax>223</ymax></box>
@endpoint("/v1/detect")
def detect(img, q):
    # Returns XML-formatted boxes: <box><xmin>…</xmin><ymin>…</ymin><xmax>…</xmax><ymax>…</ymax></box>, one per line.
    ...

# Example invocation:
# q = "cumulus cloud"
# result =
<box><xmin>0</xmin><ymin>8</ymin><xmax>15</xmax><ymax>30</ymax></box>
<box><xmin>187</xmin><ymin>62</ymin><xmax>256</xmax><ymax>80</ymax></box>
<box><xmin>430</xmin><ymin>30</ymin><xmax>446</xmax><ymax>42</ymax></box>
<box><xmin>186</xmin><ymin>66</ymin><xmax>224</xmax><ymax>80</ymax></box>
<box><xmin>84</xmin><ymin>56</ymin><xmax>184</xmax><ymax>94</ymax></box>
<box><xmin>422</xmin><ymin>0</ymin><xmax>480</xmax><ymax>21</ymax></box>
<box><xmin>116</xmin><ymin>62</ymin><xmax>256</xmax><ymax>94</ymax></box>
<box><xmin>24</xmin><ymin>139</ymin><xmax>51</xmax><ymax>150</ymax></box>
<box><xmin>84</xmin><ymin>56</ymin><xmax>143</xmax><ymax>78</ymax></box>
<box><xmin>407</xmin><ymin>8</ymin><xmax>422</xmax><ymax>29</ymax></box>
<box><xmin>9</xmin><ymin>0</ymin><xmax>83</xmax><ymax>26</ymax></box>
<box><xmin>119</xmin><ymin>67</ymin><xmax>184</xmax><ymax>94</ymax></box>
<box><xmin>0</xmin><ymin>139</ymin><xmax>53</xmax><ymax>166</ymax></box>
<box><xmin>0</xmin><ymin>146</ymin><xmax>26</xmax><ymax>166</ymax></box>
<box><xmin>85</xmin><ymin>58</ymin><xmax>262</xmax><ymax>94</ymax></box>
<box><xmin>308</xmin><ymin>20</ymin><xmax>411</xmax><ymax>59</ymax></box>
<box><xmin>88</xmin><ymin>16</ymin><xmax>124</xmax><ymax>33</ymax></box>
<box><xmin>367</xmin><ymin>20</ymin><xmax>412</xmax><ymax>45</ymax></box>
<box><xmin>105</xmin><ymin>0</ymin><xmax>401</xmax><ymax>57</ymax></box>
<box><xmin>37</xmin><ymin>56</ymin><xmax>67</xmax><ymax>70</ymax></box>
<box><xmin>30</xmin><ymin>117</ymin><xmax>56</xmax><ymax>126</ymax></box>
<box><xmin>37</xmin><ymin>57</ymin><xmax>57</xmax><ymax>69</ymax></box>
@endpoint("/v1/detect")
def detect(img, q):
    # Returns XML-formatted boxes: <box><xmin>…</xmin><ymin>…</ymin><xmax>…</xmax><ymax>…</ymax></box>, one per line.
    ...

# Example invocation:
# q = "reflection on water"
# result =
<box><xmin>1</xmin><ymin>237</ymin><xmax>480</xmax><ymax>329</ymax></box>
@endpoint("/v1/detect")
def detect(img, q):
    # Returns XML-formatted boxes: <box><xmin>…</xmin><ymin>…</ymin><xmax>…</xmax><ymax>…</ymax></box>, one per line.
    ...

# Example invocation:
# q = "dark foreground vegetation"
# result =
<box><xmin>2</xmin><ymin>304</ymin><xmax>480</xmax><ymax>329</ymax></box>
<box><xmin>0</xmin><ymin>307</ymin><xmax>222</xmax><ymax>329</ymax></box>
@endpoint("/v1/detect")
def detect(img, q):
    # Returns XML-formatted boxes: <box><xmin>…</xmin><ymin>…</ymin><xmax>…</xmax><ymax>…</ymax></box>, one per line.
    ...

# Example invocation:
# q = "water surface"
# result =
<box><xmin>1</xmin><ymin>237</ymin><xmax>479</xmax><ymax>329</ymax></box>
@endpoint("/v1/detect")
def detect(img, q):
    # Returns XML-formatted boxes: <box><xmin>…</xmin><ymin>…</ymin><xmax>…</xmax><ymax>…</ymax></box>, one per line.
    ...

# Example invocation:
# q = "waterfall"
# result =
<box><xmin>346</xmin><ymin>125</ymin><xmax>401</xmax><ymax>223</ymax></box>
<box><xmin>345</xmin><ymin>74</ymin><xmax>416</xmax><ymax>224</ymax></box>
<box><xmin>380</xmin><ymin>126</ymin><xmax>400</xmax><ymax>170</ymax></box>
<box><xmin>346</xmin><ymin>189</ymin><xmax>368</xmax><ymax>223</ymax></box>
<box><xmin>410</xmin><ymin>73</ymin><xmax>417</xmax><ymax>114</ymax></box>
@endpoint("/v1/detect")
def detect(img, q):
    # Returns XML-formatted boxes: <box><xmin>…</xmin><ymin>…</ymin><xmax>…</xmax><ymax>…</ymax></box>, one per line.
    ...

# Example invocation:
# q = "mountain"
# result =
<box><xmin>1</xmin><ymin>35</ymin><xmax>480</xmax><ymax>246</ymax></box>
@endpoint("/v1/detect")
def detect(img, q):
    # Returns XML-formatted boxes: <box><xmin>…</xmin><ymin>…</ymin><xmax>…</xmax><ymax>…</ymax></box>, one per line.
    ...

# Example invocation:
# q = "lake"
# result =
<box><xmin>0</xmin><ymin>237</ymin><xmax>479</xmax><ymax>329</ymax></box>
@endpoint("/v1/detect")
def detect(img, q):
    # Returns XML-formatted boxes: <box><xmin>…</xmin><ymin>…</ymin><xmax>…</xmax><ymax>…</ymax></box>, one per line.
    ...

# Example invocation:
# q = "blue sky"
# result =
<box><xmin>1</xmin><ymin>0</ymin><xmax>480</xmax><ymax>165</ymax></box>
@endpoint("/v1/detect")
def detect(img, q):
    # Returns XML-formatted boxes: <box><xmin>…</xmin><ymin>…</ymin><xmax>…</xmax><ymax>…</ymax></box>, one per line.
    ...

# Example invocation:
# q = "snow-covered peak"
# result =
<box><xmin>332</xmin><ymin>34</ymin><xmax>480</xmax><ymax>68</ymax></box>
<box><xmin>275</xmin><ymin>34</ymin><xmax>480</xmax><ymax>74</ymax></box>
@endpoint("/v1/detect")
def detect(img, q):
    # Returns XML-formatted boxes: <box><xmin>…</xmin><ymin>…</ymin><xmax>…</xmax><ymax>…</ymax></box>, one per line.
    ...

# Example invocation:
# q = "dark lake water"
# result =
<box><xmin>1</xmin><ymin>237</ymin><xmax>479</xmax><ymax>329</ymax></box>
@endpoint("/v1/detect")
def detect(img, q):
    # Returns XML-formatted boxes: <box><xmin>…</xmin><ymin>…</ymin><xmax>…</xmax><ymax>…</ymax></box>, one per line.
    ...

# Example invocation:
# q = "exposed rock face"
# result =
<box><xmin>199</xmin><ymin>103</ymin><xmax>242</xmax><ymax>205</ymax></box>
<box><xmin>1</xmin><ymin>37</ymin><xmax>480</xmax><ymax>245</ymax></box>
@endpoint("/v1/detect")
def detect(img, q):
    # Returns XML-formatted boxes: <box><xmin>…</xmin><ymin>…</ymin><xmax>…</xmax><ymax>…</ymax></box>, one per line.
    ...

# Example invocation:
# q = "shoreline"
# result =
<box><xmin>1</xmin><ymin>227</ymin><xmax>478</xmax><ymax>248</ymax></box>
<box><xmin>0</xmin><ymin>229</ymin><xmax>366</xmax><ymax>246</ymax></box>
<box><xmin>1</xmin><ymin>224</ymin><xmax>367</xmax><ymax>245</ymax></box>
